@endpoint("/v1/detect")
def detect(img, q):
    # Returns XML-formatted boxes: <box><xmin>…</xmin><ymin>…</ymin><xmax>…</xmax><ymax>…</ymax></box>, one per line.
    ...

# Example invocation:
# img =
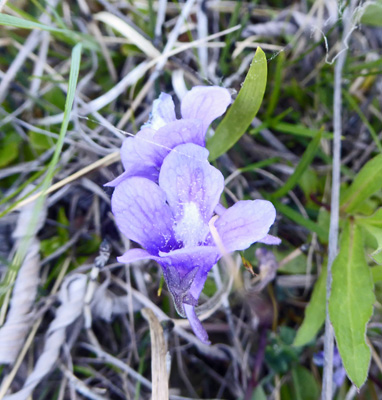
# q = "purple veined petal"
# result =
<box><xmin>157</xmin><ymin>246</ymin><xmax>219</xmax><ymax>317</ymax></box>
<box><xmin>143</xmin><ymin>93</ymin><xmax>176</xmax><ymax>130</ymax></box>
<box><xmin>118</xmin><ymin>120</ymin><xmax>205</xmax><ymax>184</ymax></box>
<box><xmin>104</xmin><ymin>170</ymin><xmax>131</xmax><ymax>187</ymax></box>
<box><xmin>258</xmin><ymin>234</ymin><xmax>281</xmax><ymax>245</ymax></box>
<box><xmin>214</xmin><ymin>200</ymin><xmax>277</xmax><ymax>253</ymax></box>
<box><xmin>159</xmin><ymin>143</ymin><xmax>224</xmax><ymax>247</ymax></box>
<box><xmin>117</xmin><ymin>248</ymin><xmax>158</xmax><ymax>264</ymax></box>
<box><xmin>155</xmin><ymin>119</ymin><xmax>206</xmax><ymax>149</ymax></box>
<box><xmin>184</xmin><ymin>304</ymin><xmax>211</xmax><ymax>345</ymax></box>
<box><xmin>214</xmin><ymin>203</ymin><xmax>227</xmax><ymax>216</ymax></box>
<box><xmin>161</xmin><ymin>264</ymin><xmax>199</xmax><ymax>317</ymax></box>
<box><xmin>111</xmin><ymin>177</ymin><xmax>177</xmax><ymax>255</ymax></box>
<box><xmin>158</xmin><ymin>245</ymin><xmax>220</xmax><ymax>283</ymax></box>
<box><xmin>181</xmin><ymin>86</ymin><xmax>231</xmax><ymax>134</ymax></box>
<box><xmin>119</xmin><ymin>128</ymin><xmax>166</xmax><ymax>182</ymax></box>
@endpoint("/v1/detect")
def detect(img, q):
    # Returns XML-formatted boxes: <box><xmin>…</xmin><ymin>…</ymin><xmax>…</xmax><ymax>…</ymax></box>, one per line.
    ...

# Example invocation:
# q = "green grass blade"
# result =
<box><xmin>265</xmin><ymin>51</ymin><xmax>285</xmax><ymax>119</ymax></box>
<box><xmin>329</xmin><ymin>221</ymin><xmax>374</xmax><ymax>388</ymax></box>
<box><xmin>272</xmin><ymin>131</ymin><xmax>322</xmax><ymax>198</ymax></box>
<box><xmin>0</xmin><ymin>14</ymin><xmax>97</xmax><ymax>50</ymax></box>
<box><xmin>344</xmin><ymin>91</ymin><xmax>382</xmax><ymax>152</ymax></box>
<box><xmin>0</xmin><ymin>13</ymin><xmax>64</xmax><ymax>33</ymax></box>
<box><xmin>270</xmin><ymin>121</ymin><xmax>334</xmax><ymax>139</ymax></box>
<box><xmin>271</xmin><ymin>199</ymin><xmax>328</xmax><ymax>241</ymax></box>
<box><xmin>0</xmin><ymin>44</ymin><xmax>82</xmax><ymax>305</ymax></box>
<box><xmin>207</xmin><ymin>47</ymin><xmax>267</xmax><ymax>161</ymax></box>
<box><xmin>238</xmin><ymin>157</ymin><xmax>280</xmax><ymax>173</ymax></box>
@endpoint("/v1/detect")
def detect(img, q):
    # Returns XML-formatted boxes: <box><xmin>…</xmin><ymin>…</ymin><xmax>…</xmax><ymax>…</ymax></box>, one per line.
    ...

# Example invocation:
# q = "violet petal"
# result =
<box><xmin>184</xmin><ymin>304</ymin><xmax>211</xmax><ymax>345</ymax></box>
<box><xmin>333</xmin><ymin>366</ymin><xmax>346</xmax><ymax>388</ymax></box>
<box><xmin>119</xmin><ymin>128</ymin><xmax>166</xmax><ymax>182</ymax></box>
<box><xmin>258</xmin><ymin>234</ymin><xmax>281</xmax><ymax>245</ymax></box>
<box><xmin>111</xmin><ymin>177</ymin><xmax>176</xmax><ymax>254</ymax></box>
<box><xmin>104</xmin><ymin>170</ymin><xmax>131</xmax><ymax>188</ymax></box>
<box><xmin>117</xmin><ymin>248</ymin><xmax>155</xmax><ymax>263</ymax></box>
<box><xmin>157</xmin><ymin>245</ymin><xmax>219</xmax><ymax>322</ymax></box>
<box><xmin>117</xmin><ymin>120</ymin><xmax>207</xmax><ymax>184</ymax></box>
<box><xmin>159</xmin><ymin>143</ymin><xmax>224</xmax><ymax>247</ymax></box>
<box><xmin>144</xmin><ymin>92</ymin><xmax>176</xmax><ymax>130</ymax></box>
<box><xmin>155</xmin><ymin>119</ymin><xmax>205</xmax><ymax>149</ymax></box>
<box><xmin>215</xmin><ymin>200</ymin><xmax>277</xmax><ymax>252</ymax></box>
<box><xmin>181</xmin><ymin>86</ymin><xmax>231</xmax><ymax>134</ymax></box>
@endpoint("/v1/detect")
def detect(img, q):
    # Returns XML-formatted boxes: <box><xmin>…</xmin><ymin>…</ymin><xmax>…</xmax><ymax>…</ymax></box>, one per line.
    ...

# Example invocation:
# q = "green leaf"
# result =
<box><xmin>29</xmin><ymin>131</ymin><xmax>55</xmax><ymax>152</ymax></box>
<box><xmin>356</xmin><ymin>208</ymin><xmax>382</xmax><ymax>263</ymax></box>
<box><xmin>0</xmin><ymin>134</ymin><xmax>19</xmax><ymax>167</ymax></box>
<box><xmin>251</xmin><ymin>385</ymin><xmax>267</xmax><ymax>400</ymax></box>
<box><xmin>293</xmin><ymin>264</ymin><xmax>327</xmax><ymax>347</ymax></box>
<box><xmin>291</xmin><ymin>366</ymin><xmax>320</xmax><ymax>400</ymax></box>
<box><xmin>329</xmin><ymin>221</ymin><xmax>374</xmax><ymax>388</ymax></box>
<box><xmin>265</xmin><ymin>328</ymin><xmax>300</xmax><ymax>374</ymax></box>
<box><xmin>361</xmin><ymin>0</ymin><xmax>382</xmax><ymax>27</ymax></box>
<box><xmin>371</xmin><ymin>265</ymin><xmax>382</xmax><ymax>283</ymax></box>
<box><xmin>273</xmin><ymin>131</ymin><xmax>322</xmax><ymax>198</ymax></box>
<box><xmin>340</xmin><ymin>154</ymin><xmax>382</xmax><ymax>214</ymax></box>
<box><xmin>207</xmin><ymin>47</ymin><xmax>267</xmax><ymax>161</ymax></box>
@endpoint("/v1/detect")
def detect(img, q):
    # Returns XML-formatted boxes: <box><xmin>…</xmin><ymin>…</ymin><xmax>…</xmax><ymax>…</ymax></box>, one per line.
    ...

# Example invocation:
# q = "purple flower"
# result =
<box><xmin>111</xmin><ymin>143</ymin><xmax>279</xmax><ymax>344</ymax></box>
<box><xmin>105</xmin><ymin>86</ymin><xmax>231</xmax><ymax>187</ymax></box>
<box><xmin>313</xmin><ymin>347</ymin><xmax>346</xmax><ymax>389</ymax></box>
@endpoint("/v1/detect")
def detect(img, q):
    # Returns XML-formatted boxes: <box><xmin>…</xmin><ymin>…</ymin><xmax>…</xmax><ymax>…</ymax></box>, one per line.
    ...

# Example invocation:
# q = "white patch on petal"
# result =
<box><xmin>142</xmin><ymin>98</ymin><xmax>168</xmax><ymax>130</ymax></box>
<box><xmin>174</xmin><ymin>202</ymin><xmax>209</xmax><ymax>247</ymax></box>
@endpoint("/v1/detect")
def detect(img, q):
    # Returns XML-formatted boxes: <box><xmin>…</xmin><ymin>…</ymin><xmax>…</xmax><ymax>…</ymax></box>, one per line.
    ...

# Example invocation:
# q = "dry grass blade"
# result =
<box><xmin>2</xmin><ymin>275</ymin><xmax>87</xmax><ymax>400</ymax></box>
<box><xmin>94</xmin><ymin>12</ymin><xmax>160</xmax><ymax>58</ymax></box>
<box><xmin>0</xmin><ymin>239</ymin><xmax>40</xmax><ymax>364</ymax></box>
<box><xmin>11</xmin><ymin>151</ymin><xmax>119</xmax><ymax>212</ymax></box>
<box><xmin>141</xmin><ymin>308</ymin><xmax>169</xmax><ymax>400</ymax></box>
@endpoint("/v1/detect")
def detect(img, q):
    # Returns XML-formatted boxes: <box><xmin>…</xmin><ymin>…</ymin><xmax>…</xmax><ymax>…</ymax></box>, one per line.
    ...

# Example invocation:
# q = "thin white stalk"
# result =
<box><xmin>322</xmin><ymin>1</ymin><xmax>358</xmax><ymax>398</ymax></box>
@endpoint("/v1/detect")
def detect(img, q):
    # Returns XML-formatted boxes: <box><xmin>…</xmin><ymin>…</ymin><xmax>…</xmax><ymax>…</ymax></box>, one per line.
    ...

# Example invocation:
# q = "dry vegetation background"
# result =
<box><xmin>0</xmin><ymin>0</ymin><xmax>382</xmax><ymax>399</ymax></box>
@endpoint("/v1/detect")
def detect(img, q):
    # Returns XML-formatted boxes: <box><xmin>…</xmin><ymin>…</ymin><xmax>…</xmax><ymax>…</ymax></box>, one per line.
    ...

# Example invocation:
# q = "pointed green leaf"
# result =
<box><xmin>361</xmin><ymin>0</ymin><xmax>382</xmax><ymax>27</ymax></box>
<box><xmin>207</xmin><ymin>47</ymin><xmax>267</xmax><ymax>161</ymax></box>
<box><xmin>356</xmin><ymin>208</ymin><xmax>382</xmax><ymax>264</ymax></box>
<box><xmin>293</xmin><ymin>265</ymin><xmax>327</xmax><ymax>347</ymax></box>
<box><xmin>291</xmin><ymin>366</ymin><xmax>320</xmax><ymax>400</ymax></box>
<box><xmin>251</xmin><ymin>385</ymin><xmax>267</xmax><ymax>400</ymax></box>
<box><xmin>371</xmin><ymin>265</ymin><xmax>382</xmax><ymax>283</ymax></box>
<box><xmin>340</xmin><ymin>154</ymin><xmax>382</xmax><ymax>214</ymax></box>
<box><xmin>329</xmin><ymin>221</ymin><xmax>375</xmax><ymax>388</ymax></box>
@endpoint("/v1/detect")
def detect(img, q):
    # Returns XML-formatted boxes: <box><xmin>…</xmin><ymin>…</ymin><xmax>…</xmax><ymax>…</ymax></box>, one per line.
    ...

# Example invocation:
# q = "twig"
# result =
<box><xmin>141</xmin><ymin>308</ymin><xmax>169</xmax><ymax>400</ymax></box>
<box><xmin>12</xmin><ymin>151</ymin><xmax>119</xmax><ymax>211</ymax></box>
